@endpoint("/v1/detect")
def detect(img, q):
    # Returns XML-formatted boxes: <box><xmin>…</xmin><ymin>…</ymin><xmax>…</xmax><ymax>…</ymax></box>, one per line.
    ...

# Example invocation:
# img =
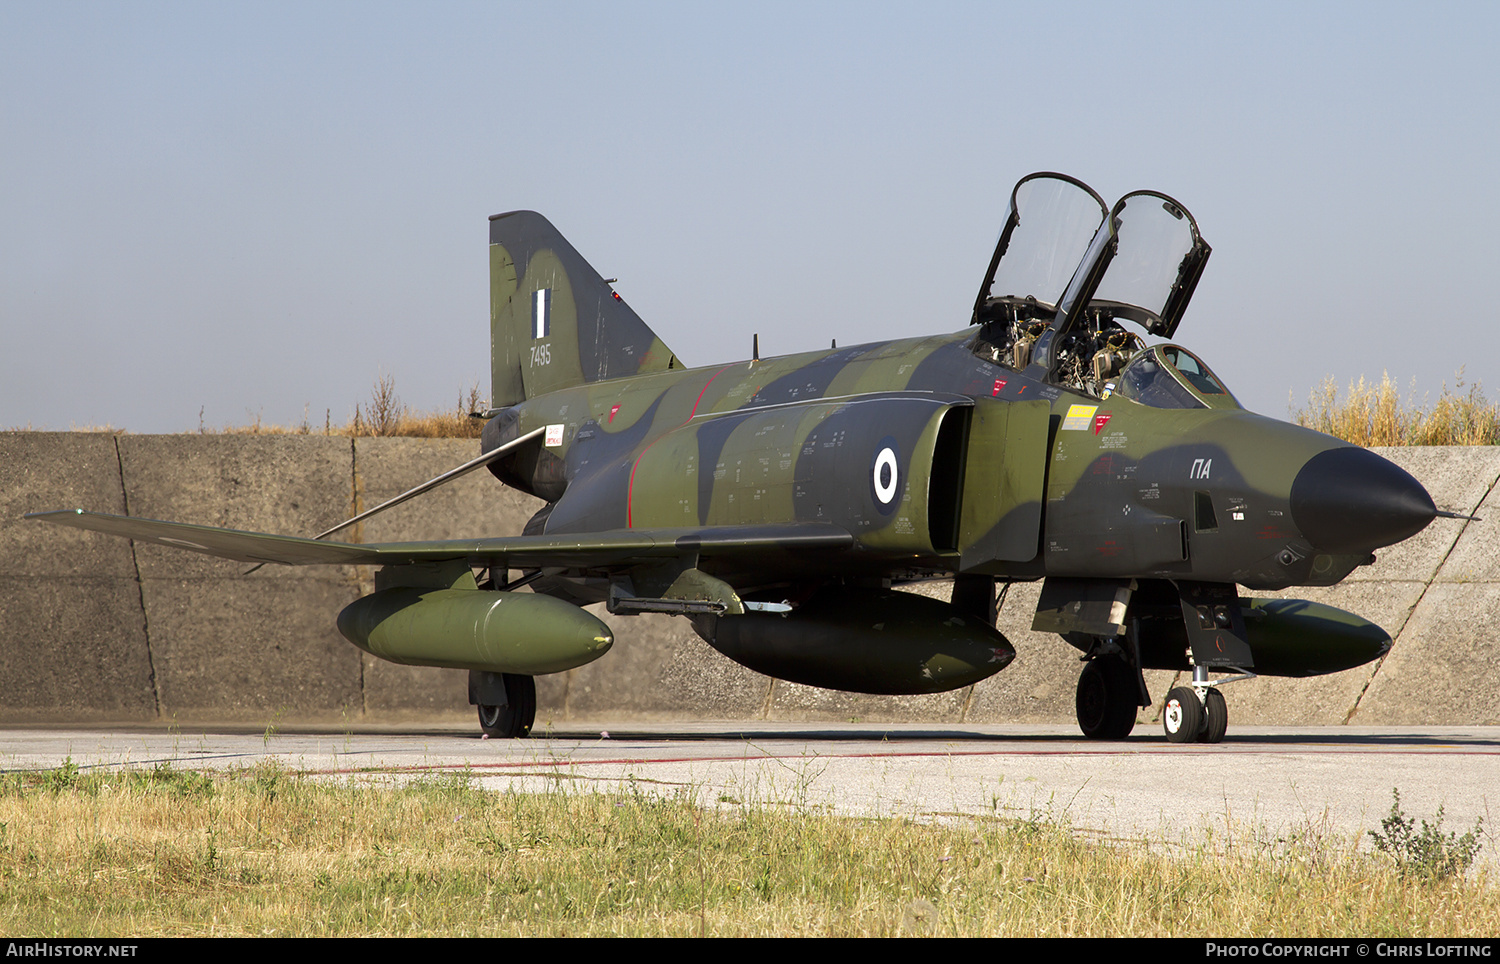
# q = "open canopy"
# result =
<box><xmin>971</xmin><ymin>172</ymin><xmax>1215</xmax><ymax>398</ymax></box>
<box><xmin>974</xmin><ymin>173</ymin><xmax>1210</xmax><ymax>339</ymax></box>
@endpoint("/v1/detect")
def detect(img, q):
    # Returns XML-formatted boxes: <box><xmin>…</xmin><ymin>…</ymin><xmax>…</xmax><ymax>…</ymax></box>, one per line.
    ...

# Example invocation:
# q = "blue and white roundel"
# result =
<box><xmin>870</xmin><ymin>437</ymin><xmax>900</xmax><ymax>514</ymax></box>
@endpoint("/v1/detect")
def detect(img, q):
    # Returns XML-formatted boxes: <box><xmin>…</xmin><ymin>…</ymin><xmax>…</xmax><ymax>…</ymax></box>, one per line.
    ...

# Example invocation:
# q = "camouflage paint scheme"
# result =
<box><xmin>31</xmin><ymin>174</ymin><xmax>1439</xmax><ymax>741</ymax></box>
<box><xmin>480</xmin><ymin>202</ymin><xmax>1425</xmax><ymax>601</ymax></box>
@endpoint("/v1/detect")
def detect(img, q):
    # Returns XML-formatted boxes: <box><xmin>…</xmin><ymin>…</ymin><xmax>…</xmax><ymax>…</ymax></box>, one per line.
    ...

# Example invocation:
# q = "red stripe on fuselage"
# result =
<box><xmin>627</xmin><ymin>366</ymin><xmax>731</xmax><ymax>528</ymax></box>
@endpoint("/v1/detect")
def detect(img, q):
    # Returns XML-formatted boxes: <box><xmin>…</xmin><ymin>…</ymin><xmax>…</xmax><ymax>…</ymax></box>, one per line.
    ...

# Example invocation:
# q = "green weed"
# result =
<box><xmin>1368</xmin><ymin>789</ymin><xmax>1483</xmax><ymax>882</ymax></box>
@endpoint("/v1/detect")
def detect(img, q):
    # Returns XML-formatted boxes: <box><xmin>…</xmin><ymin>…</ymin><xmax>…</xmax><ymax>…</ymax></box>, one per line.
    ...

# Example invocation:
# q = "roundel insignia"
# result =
<box><xmin>870</xmin><ymin>436</ymin><xmax>900</xmax><ymax>514</ymax></box>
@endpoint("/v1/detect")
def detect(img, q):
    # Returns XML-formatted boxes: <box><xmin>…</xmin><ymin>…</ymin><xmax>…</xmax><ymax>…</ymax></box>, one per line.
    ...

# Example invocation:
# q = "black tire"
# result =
<box><xmin>477</xmin><ymin>673</ymin><xmax>537</xmax><ymax>738</ymax></box>
<box><xmin>1163</xmin><ymin>686</ymin><xmax>1204</xmax><ymax>743</ymax></box>
<box><xmin>1202</xmin><ymin>687</ymin><xmax>1228</xmax><ymax>744</ymax></box>
<box><xmin>1076</xmin><ymin>656</ymin><xmax>1138</xmax><ymax>740</ymax></box>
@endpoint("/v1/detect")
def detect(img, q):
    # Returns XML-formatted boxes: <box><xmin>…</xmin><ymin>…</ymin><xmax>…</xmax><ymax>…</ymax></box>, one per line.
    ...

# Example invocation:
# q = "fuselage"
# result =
<box><xmin>484</xmin><ymin>327</ymin><xmax>1434</xmax><ymax>598</ymax></box>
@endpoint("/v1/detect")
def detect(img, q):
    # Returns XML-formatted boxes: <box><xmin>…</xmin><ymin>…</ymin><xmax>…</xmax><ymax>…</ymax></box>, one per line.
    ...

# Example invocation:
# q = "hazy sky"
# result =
<box><xmin>3</xmin><ymin>1</ymin><xmax>1497</xmax><ymax>432</ymax></box>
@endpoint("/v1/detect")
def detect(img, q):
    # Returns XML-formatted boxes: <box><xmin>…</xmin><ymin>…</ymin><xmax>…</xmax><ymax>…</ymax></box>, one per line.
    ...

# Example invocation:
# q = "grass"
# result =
<box><xmin>1292</xmin><ymin>372</ymin><xmax>1499</xmax><ymax>446</ymax></box>
<box><xmin>208</xmin><ymin>376</ymin><xmax>487</xmax><ymax>439</ymax></box>
<box><xmin>0</xmin><ymin>762</ymin><xmax>1495</xmax><ymax>937</ymax></box>
<box><xmin>12</xmin><ymin>376</ymin><xmax>487</xmax><ymax>439</ymax></box>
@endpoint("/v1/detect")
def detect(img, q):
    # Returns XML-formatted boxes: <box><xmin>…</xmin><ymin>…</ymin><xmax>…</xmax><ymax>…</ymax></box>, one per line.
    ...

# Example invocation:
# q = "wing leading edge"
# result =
<box><xmin>25</xmin><ymin>510</ymin><xmax>854</xmax><ymax>569</ymax></box>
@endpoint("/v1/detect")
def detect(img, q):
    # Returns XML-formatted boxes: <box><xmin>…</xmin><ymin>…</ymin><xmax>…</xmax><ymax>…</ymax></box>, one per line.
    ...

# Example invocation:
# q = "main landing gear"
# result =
<box><xmin>1075</xmin><ymin>653</ymin><xmax>1142</xmax><ymax>739</ymax></box>
<box><xmin>1073</xmin><ymin>632</ymin><xmax>1151</xmax><ymax>740</ymax></box>
<box><xmin>472</xmin><ymin>671</ymin><xmax>537</xmax><ymax>739</ymax></box>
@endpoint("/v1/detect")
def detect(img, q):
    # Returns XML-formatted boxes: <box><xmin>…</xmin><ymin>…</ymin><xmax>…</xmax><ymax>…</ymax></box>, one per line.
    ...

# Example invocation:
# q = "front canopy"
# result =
<box><xmin>971</xmin><ymin>172</ymin><xmax>1213</xmax><ymax>398</ymax></box>
<box><xmin>974</xmin><ymin>173</ymin><xmax>1210</xmax><ymax>338</ymax></box>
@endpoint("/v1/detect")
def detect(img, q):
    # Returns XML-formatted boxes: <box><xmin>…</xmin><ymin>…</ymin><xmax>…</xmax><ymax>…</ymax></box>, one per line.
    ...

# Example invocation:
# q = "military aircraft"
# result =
<box><xmin>29</xmin><ymin>172</ymin><xmax>1442</xmax><ymax>743</ymax></box>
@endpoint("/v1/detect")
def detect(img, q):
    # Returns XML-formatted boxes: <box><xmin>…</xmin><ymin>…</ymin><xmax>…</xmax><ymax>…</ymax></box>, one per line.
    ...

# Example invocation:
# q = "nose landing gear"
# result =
<box><xmin>1162</xmin><ymin>665</ymin><xmax>1243</xmax><ymax>744</ymax></box>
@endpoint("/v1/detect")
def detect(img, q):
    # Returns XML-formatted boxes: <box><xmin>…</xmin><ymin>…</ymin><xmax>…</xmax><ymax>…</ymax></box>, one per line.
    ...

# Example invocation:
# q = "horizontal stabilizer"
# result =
<box><xmin>26</xmin><ymin>510</ymin><xmax>852</xmax><ymax>569</ymax></box>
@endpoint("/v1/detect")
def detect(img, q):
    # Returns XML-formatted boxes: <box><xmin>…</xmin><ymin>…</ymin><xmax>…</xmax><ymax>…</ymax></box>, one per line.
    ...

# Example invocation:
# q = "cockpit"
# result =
<box><xmin>1112</xmin><ymin>344</ymin><xmax>1238</xmax><ymax>410</ymax></box>
<box><xmin>970</xmin><ymin>173</ymin><xmax>1238</xmax><ymax>410</ymax></box>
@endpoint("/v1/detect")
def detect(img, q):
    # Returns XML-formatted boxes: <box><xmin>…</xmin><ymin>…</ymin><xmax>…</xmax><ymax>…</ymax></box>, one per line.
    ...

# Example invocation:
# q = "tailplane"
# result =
<box><xmin>489</xmin><ymin>211</ymin><xmax>680</xmax><ymax>406</ymax></box>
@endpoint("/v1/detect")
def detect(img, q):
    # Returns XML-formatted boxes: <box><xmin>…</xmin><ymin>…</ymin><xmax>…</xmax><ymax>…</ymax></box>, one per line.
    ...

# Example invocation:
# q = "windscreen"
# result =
<box><xmin>1115</xmin><ymin>346</ymin><xmax>1239</xmax><ymax>410</ymax></box>
<box><xmin>1163</xmin><ymin>347</ymin><xmax>1229</xmax><ymax>396</ymax></box>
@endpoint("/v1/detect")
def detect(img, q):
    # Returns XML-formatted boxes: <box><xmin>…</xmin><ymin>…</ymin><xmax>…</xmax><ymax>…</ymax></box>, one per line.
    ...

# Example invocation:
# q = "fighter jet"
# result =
<box><xmin>29</xmin><ymin>172</ymin><xmax>1441</xmax><ymax>743</ymax></box>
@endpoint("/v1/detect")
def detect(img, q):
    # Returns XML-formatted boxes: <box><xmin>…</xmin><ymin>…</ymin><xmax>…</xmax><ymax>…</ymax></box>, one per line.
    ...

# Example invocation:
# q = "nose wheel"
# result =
<box><xmin>1203</xmin><ymin>687</ymin><xmax>1228</xmax><ymax>743</ymax></box>
<box><xmin>1162</xmin><ymin>682</ymin><xmax>1228</xmax><ymax>744</ymax></box>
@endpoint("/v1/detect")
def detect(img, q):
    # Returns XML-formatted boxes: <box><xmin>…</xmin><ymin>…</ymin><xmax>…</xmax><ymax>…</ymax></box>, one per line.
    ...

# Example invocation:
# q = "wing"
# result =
<box><xmin>25</xmin><ymin>509</ymin><xmax>853</xmax><ymax>569</ymax></box>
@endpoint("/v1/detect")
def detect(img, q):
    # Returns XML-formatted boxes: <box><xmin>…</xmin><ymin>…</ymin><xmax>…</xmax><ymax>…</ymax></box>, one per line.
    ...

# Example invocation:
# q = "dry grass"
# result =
<box><xmin>6</xmin><ymin>377</ymin><xmax>488</xmax><ymax>438</ymax></box>
<box><xmin>1</xmin><ymin>762</ymin><xmax>1496</xmax><ymax>937</ymax></box>
<box><xmin>1293</xmin><ymin>372</ymin><xmax>1500</xmax><ymax>446</ymax></box>
<box><xmin>201</xmin><ymin>377</ymin><xmax>487</xmax><ymax>439</ymax></box>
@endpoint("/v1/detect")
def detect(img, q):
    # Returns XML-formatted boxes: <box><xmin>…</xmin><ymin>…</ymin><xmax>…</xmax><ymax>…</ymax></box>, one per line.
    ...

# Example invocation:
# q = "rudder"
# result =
<box><xmin>489</xmin><ymin>211</ymin><xmax>680</xmax><ymax>406</ymax></box>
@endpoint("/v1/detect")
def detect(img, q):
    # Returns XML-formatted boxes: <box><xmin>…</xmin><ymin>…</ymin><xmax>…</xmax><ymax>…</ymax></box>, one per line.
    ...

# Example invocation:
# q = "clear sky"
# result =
<box><xmin>3</xmin><ymin>1</ymin><xmax>1497</xmax><ymax>432</ymax></box>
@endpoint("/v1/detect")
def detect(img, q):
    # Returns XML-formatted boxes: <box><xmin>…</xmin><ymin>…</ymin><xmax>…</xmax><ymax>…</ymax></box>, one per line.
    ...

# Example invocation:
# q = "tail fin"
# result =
<box><xmin>489</xmin><ymin>211</ymin><xmax>681</xmax><ymax>406</ymax></box>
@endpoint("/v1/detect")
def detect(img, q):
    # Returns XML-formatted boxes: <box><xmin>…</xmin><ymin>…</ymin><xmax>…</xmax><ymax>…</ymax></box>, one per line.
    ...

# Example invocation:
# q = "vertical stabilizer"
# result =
<box><xmin>489</xmin><ymin>211</ymin><xmax>680</xmax><ymax>406</ymax></box>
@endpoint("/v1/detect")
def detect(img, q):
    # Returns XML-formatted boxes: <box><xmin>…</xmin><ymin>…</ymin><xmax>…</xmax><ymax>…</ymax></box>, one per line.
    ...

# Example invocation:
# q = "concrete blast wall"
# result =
<box><xmin>2</xmin><ymin>434</ymin><xmax>1497</xmax><ymax>728</ymax></box>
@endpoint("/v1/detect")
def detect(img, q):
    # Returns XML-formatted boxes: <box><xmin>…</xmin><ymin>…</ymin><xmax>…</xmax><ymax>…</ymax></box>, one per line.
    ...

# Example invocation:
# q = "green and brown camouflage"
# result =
<box><xmin>487</xmin><ymin>209</ymin><xmax>680</xmax><ymax>407</ymax></box>
<box><xmin>29</xmin><ymin>172</ymin><xmax>1441</xmax><ymax>741</ymax></box>
<box><xmin>480</xmin><ymin>225</ymin><xmax>1424</xmax><ymax>595</ymax></box>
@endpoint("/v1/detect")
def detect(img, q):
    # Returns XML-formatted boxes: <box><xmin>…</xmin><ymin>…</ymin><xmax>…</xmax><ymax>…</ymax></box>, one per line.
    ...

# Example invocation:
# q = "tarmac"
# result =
<box><xmin>4</xmin><ymin>722</ymin><xmax>1496</xmax><ymax>866</ymax></box>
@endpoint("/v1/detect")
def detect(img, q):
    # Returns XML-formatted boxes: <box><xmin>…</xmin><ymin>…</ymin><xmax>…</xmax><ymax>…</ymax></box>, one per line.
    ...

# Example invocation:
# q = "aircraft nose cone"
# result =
<box><xmin>1290</xmin><ymin>447</ymin><xmax>1436</xmax><ymax>554</ymax></box>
